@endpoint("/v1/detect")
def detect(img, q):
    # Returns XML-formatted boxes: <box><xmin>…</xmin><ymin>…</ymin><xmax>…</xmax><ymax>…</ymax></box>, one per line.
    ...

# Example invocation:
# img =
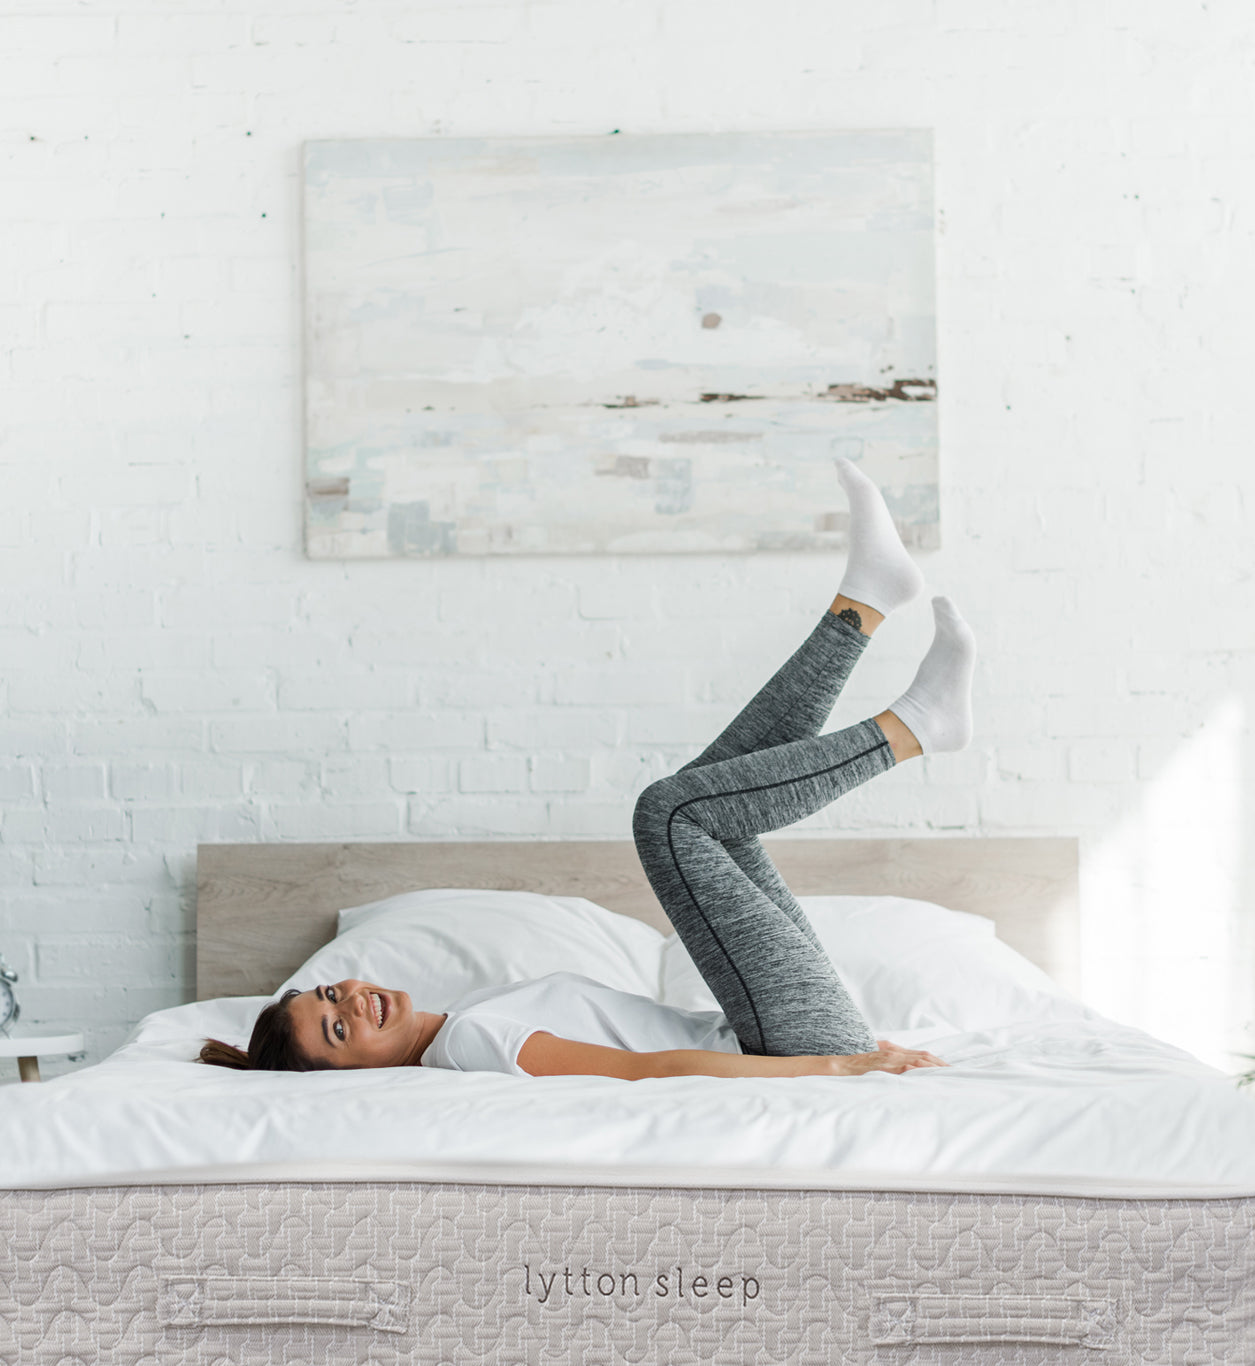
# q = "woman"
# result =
<box><xmin>201</xmin><ymin>459</ymin><xmax>974</xmax><ymax>1081</ymax></box>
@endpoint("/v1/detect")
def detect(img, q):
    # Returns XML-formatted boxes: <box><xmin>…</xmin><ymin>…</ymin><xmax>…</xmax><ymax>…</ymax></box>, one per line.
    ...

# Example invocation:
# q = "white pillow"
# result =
<box><xmin>276</xmin><ymin>888</ymin><xmax>666</xmax><ymax>1011</ymax></box>
<box><xmin>660</xmin><ymin>895</ymin><xmax>1092</xmax><ymax>1034</ymax></box>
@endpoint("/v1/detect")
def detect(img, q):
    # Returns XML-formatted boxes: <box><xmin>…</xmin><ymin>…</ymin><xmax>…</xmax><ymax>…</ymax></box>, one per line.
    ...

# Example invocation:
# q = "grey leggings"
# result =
<box><xmin>632</xmin><ymin>611</ymin><xmax>895</xmax><ymax>1058</ymax></box>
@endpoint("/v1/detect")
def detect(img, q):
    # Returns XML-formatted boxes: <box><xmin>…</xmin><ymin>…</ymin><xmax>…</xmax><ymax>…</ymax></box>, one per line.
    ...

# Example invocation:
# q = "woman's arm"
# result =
<box><xmin>516</xmin><ymin>1031</ymin><xmax>946</xmax><ymax>1080</ymax></box>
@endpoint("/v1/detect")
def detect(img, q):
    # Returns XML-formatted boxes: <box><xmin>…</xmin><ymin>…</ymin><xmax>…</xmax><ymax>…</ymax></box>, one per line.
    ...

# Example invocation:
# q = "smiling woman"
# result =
<box><xmin>197</xmin><ymin>981</ymin><xmax>449</xmax><ymax>1072</ymax></box>
<box><xmin>198</xmin><ymin>462</ymin><xmax>973</xmax><ymax>1085</ymax></box>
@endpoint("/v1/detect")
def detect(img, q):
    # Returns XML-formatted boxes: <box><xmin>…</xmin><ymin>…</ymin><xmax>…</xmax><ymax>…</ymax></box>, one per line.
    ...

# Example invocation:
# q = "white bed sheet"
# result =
<box><xmin>3</xmin><ymin>997</ymin><xmax>1254</xmax><ymax>1195</ymax></box>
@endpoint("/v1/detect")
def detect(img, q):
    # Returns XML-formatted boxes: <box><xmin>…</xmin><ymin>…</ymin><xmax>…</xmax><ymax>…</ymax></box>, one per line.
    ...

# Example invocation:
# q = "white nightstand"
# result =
<box><xmin>0</xmin><ymin>1032</ymin><xmax>86</xmax><ymax>1082</ymax></box>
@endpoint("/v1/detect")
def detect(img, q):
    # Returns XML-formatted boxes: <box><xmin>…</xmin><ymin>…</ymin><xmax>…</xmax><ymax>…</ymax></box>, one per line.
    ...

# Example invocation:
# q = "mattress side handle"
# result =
<box><xmin>870</xmin><ymin>1292</ymin><xmax>1120</xmax><ymax>1349</ymax></box>
<box><xmin>158</xmin><ymin>1275</ymin><xmax>412</xmax><ymax>1335</ymax></box>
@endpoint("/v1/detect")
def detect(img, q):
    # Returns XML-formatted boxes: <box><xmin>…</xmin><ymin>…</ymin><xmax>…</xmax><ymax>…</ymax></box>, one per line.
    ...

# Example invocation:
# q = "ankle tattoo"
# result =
<box><xmin>835</xmin><ymin>607</ymin><xmax>863</xmax><ymax>632</ymax></box>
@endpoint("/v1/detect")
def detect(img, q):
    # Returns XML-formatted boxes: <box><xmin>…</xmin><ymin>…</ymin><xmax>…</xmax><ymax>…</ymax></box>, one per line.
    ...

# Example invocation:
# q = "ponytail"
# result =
<box><xmin>199</xmin><ymin>1037</ymin><xmax>250</xmax><ymax>1068</ymax></box>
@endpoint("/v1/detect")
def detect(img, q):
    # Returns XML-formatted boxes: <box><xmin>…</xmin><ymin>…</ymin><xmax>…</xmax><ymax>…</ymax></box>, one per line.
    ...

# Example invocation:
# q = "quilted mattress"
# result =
<box><xmin>2</xmin><ymin>1180</ymin><xmax>1253</xmax><ymax>1365</ymax></box>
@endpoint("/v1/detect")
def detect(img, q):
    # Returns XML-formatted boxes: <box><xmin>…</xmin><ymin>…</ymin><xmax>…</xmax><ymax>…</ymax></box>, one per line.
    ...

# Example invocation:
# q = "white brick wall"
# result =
<box><xmin>1</xmin><ymin>0</ymin><xmax>1252</xmax><ymax>1080</ymax></box>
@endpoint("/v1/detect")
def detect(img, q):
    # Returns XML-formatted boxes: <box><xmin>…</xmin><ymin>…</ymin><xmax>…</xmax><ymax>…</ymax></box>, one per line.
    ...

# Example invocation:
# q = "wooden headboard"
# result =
<box><xmin>195</xmin><ymin>837</ymin><xmax>1081</xmax><ymax>1001</ymax></box>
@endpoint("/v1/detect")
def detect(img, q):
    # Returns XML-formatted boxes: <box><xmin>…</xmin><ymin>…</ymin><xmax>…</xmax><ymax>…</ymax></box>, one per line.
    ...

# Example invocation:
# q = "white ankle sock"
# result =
<box><xmin>835</xmin><ymin>458</ymin><xmax>925</xmax><ymax>616</ymax></box>
<box><xmin>888</xmin><ymin>596</ymin><xmax>977</xmax><ymax>755</ymax></box>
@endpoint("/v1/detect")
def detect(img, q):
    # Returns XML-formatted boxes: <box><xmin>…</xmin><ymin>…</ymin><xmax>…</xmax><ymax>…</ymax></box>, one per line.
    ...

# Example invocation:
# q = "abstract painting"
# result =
<box><xmin>303</xmin><ymin>131</ymin><xmax>937</xmax><ymax>557</ymax></box>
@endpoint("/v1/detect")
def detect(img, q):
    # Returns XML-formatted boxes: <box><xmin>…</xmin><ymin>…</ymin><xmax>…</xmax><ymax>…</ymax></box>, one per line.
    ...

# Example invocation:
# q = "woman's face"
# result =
<box><xmin>288</xmin><ymin>979</ymin><xmax>424</xmax><ymax>1069</ymax></box>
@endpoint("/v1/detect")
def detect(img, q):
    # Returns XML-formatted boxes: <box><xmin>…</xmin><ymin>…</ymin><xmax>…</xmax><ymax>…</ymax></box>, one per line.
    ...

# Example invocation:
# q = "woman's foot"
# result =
<box><xmin>882</xmin><ymin>596</ymin><xmax>977</xmax><ymax>756</ymax></box>
<box><xmin>831</xmin><ymin>458</ymin><xmax>925</xmax><ymax>618</ymax></box>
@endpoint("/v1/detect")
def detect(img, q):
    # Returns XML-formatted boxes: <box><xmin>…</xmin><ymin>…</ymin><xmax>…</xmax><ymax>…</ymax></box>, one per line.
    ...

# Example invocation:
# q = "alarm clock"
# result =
<box><xmin>0</xmin><ymin>951</ymin><xmax>19</xmax><ymax>1036</ymax></box>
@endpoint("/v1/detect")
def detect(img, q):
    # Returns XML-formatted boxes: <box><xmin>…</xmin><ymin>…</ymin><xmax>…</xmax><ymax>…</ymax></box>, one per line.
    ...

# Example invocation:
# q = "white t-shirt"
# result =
<box><xmin>420</xmin><ymin>971</ymin><xmax>743</xmax><ymax>1077</ymax></box>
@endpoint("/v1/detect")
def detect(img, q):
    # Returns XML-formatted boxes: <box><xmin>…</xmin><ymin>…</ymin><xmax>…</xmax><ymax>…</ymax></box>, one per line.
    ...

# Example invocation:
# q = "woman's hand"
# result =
<box><xmin>876</xmin><ymin>1038</ymin><xmax>948</xmax><ymax>1066</ymax></box>
<box><xmin>829</xmin><ymin>1041</ymin><xmax>949</xmax><ymax>1076</ymax></box>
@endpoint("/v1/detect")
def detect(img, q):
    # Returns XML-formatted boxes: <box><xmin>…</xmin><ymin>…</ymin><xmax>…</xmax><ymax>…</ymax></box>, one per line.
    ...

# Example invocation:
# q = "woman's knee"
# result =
<box><xmin>632</xmin><ymin>775</ymin><xmax>684</xmax><ymax>840</ymax></box>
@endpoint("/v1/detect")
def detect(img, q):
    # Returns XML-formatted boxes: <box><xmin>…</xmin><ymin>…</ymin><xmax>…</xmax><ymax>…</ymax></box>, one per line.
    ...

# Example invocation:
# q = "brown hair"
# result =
<box><xmin>198</xmin><ymin>987</ymin><xmax>334</xmax><ymax>1072</ymax></box>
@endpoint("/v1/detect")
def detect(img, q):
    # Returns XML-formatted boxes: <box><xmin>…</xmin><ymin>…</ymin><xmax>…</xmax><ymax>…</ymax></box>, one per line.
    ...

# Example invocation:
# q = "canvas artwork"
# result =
<box><xmin>303</xmin><ymin>131</ymin><xmax>938</xmax><ymax>558</ymax></box>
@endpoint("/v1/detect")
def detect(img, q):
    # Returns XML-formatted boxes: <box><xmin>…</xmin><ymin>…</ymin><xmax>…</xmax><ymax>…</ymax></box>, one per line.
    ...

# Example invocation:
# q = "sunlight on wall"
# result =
<box><xmin>1086</xmin><ymin>696</ymin><xmax>1247</xmax><ymax>1074</ymax></box>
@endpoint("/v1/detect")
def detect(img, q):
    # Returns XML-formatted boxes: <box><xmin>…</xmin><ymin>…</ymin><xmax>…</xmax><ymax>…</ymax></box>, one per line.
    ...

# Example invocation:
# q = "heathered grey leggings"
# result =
<box><xmin>631</xmin><ymin>611</ymin><xmax>895</xmax><ymax>1058</ymax></box>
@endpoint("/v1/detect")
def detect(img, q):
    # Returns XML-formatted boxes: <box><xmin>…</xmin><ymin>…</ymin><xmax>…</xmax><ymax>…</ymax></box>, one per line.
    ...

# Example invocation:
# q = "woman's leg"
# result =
<box><xmin>675</xmin><ymin>455</ymin><xmax>930</xmax><ymax>776</ymax></box>
<box><xmin>665</xmin><ymin>458</ymin><xmax>927</xmax><ymax>972</ymax></box>
<box><xmin>674</xmin><ymin>602</ymin><xmax>880</xmax><ymax>967</ymax></box>
<box><xmin>634</xmin><ymin>716</ymin><xmax>894</xmax><ymax>1057</ymax></box>
<box><xmin>676</xmin><ymin>598</ymin><xmax>879</xmax><ymax>776</ymax></box>
<box><xmin>633</xmin><ymin>596</ymin><xmax>977</xmax><ymax>1058</ymax></box>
